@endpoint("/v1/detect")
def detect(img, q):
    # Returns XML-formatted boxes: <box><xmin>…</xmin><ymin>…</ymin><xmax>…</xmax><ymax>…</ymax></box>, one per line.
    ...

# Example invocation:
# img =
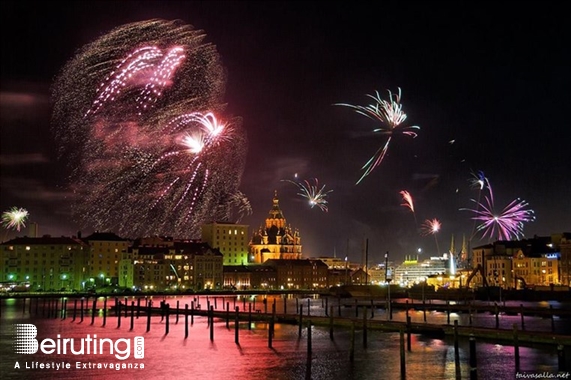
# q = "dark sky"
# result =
<box><xmin>1</xmin><ymin>1</ymin><xmax>570</xmax><ymax>264</ymax></box>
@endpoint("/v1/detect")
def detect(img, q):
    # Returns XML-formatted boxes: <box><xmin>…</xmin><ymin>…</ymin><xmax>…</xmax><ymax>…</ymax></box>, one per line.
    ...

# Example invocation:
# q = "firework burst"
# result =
<box><xmin>282</xmin><ymin>178</ymin><xmax>332</xmax><ymax>212</ymax></box>
<box><xmin>399</xmin><ymin>189</ymin><xmax>418</xmax><ymax>227</ymax></box>
<box><xmin>421</xmin><ymin>218</ymin><xmax>442</xmax><ymax>255</ymax></box>
<box><xmin>336</xmin><ymin>88</ymin><xmax>419</xmax><ymax>184</ymax></box>
<box><xmin>2</xmin><ymin>207</ymin><xmax>29</xmax><ymax>232</ymax></box>
<box><xmin>51</xmin><ymin>19</ymin><xmax>248</xmax><ymax>238</ymax></box>
<box><xmin>462</xmin><ymin>180</ymin><xmax>535</xmax><ymax>241</ymax></box>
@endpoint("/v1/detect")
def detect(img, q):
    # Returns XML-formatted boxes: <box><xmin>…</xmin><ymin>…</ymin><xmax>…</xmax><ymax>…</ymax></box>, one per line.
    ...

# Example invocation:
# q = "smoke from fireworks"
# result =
<box><xmin>462</xmin><ymin>179</ymin><xmax>535</xmax><ymax>241</ymax></box>
<box><xmin>282</xmin><ymin>178</ymin><xmax>332</xmax><ymax>212</ymax></box>
<box><xmin>51</xmin><ymin>19</ymin><xmax>248</xmax><ymax>238</ymax></box>
<box><xmin>2</xmin><ymin>207</ymin><xmax>29</xmax><ymax>232</ymax></box>
<box><xmin>336</xmin><ymin>88</ymin><xmax>419</xmax><ymax>184</ymax></box>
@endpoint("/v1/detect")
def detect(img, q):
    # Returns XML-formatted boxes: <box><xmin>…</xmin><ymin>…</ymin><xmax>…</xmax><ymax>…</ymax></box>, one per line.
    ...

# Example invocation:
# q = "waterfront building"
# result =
<box><xmin>262</xmin><ymin>259</ymin><xmax>328</xmax><ymax>289</ymax></box>
<box><xmin>559</xmin><ymin>233</ymin><xmax>571</xmax><ymax>286</ymax></box>
<box><xmin>249</xmin><ymin>191</ymin><xmax>302</xmax><ymax>263</ymax></box>
<box><xmin>223</xmin><ymin>265</ymin><xmax>252</xmax><ymax>289</ymax></box>
<box><xmin>201</xmin><ymin>222</ymin><xmax>249</xmax><ymax>265</ymax></box>
<box><xmin>82</xmin><ymin>232</ymin><xmax>130</xmax><ymax>286</ymax></box>
<box><xmin>129</xmin><ymin>239</ymin><xmax>223</xmax><ymax>291</ymax></box>
<box><xmin>393</xmin><ymin>255</ymin><xmax>449</xmax><ymax>286</ymax></box>
<box><xmin>0</xmin><ymin>235</ymin><xmax>88</xmax><ymax>291</ymax></box>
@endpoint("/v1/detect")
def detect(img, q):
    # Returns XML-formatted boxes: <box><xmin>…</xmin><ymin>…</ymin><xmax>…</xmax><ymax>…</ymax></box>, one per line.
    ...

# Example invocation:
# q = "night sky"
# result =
<box><xmin>1</xmin><ymin>1</ymin><xmax>570</xmax><ymax>264</ymax></box>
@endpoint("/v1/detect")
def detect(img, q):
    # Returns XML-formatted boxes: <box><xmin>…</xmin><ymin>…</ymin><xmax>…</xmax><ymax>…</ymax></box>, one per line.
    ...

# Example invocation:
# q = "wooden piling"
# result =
<box><xmin>406</xmin><ymin>316</ymin><xmax>411</xmax><ymax>352</ymax></box>
<box><xmin>447</xmin><ymin>300</ymin><xmax>450</xmax><ymax>325</ymax></box>
<box><xmin>54</xmin><ymin>298</ymin><xmax>58</xmax><ymax>318</ymax></box>
<box><xmin>299</xmin><ymin>305</ymin><xmax>303</xmax><ymax>337</ymax></box>
<box><xmin>146</xmin><ymin>301</ymin><xmax>151</xmax><ymax>332</ymax></box>
<box><xmin>329</xmin><ymin>305</ymin><xmax>334</xmax><ymax>340</ymax></box>
<box><xmin>185</xmin><ymin>304</ymin><xmax>189</xmax><ymax>339</ymax></box>
<box><xmin>165</xmin><ymin>304</ymin><xmax>170</xmax><ymax>335</ymax></box>
<box><xmin>209</xmin><ymin>305</ymin><xmax>214</xmax><ymax>341</ymax></box>
<box><xmin>235</xmin><ymin>306</ymin><xmax>239</xmax><ymax>344</ymax></box>
<box><xmin>90</xmin><ymin>298</ymin><xmax>96</xmax><ymax>325</ymax></box>
<box><xmin>117</xmin><ymin>300</ymin><xmax>121</xmax><ymax>328</ymax></box>
<box><xmin>136</xmin><ymin>297</ymin><xmax>141</xmax><ymax>319</ymax></box>
<box><xmin>248</xmin><ymin>302</ymin><xmax>252</xmax><ymax>330</ymax></box>
<box><xmin>176</xmin><ymin>300</ymin><xmax>179</xmax><ymax>324</ymax></box>
<box><xmin>371</xmin><ymin>299</ymin><xmax>374</xmax><ymax>318</ymax></box>
<box><xmin>80</xmin><ymin>298</ymin><xmax>84</xmax><ymax>323</ymax></box>
<box><xmin>130</xmin><ymin>301</ymin><xmax>135</xmax><ymax>331</ymax></box>
<box><xmin>191</xmin><ymin>301</ymin><xmax>194</xmax><ymax>325</ymax></box>
<box><xmin>72</xmin><ymin>299</ymin><xmax>77</xmax><ymax>322</ymax></box>
<box><xmin>102</xmin><ymin>297</ymin><xmax>107</xmax><ymax>327</ymax></box>
<box><xmin>62</xmin><ymin>299</ymin><xmax>67</xmax><ymax>320</ymax></box>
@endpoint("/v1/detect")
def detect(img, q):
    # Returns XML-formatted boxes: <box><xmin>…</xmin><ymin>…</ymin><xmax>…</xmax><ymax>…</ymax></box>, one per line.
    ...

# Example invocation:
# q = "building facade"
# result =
<box><xmin>83</xmin><ymin>232</ymin><xmax>130</xmax><ymax>286</ymax></box>
<box><xmin>0</xmin><ymin>236</ymin><xmax>88</xmax><ymax>291</ymax></box>
<box><xmin>249</xmin><ymin>191</ymin><xmax>302</xmax><ymax>263</ymax></box>
<box><xmin>202</xmin><ymin>222</ymin><xmax>249</xmax><ymax>265</ymax></box>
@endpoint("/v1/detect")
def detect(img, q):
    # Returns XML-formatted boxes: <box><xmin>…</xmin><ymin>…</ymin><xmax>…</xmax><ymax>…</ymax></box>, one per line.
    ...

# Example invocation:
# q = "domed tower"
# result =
<box><xmin>249</xmin><ymin>191</ymin><xmax>302</xmax><ymax>263</ymax></box>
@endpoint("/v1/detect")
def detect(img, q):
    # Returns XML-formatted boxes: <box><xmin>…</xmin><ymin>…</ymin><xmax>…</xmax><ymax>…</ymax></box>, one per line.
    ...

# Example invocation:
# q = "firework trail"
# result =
<box><xmin>421</xmin><ymin>218</ymin><xmax>441</xmax><ymax>254</ymax></box>
<box><xmin>282</xmin><ymin>178</ymin><xmax>333</xmax><ymax>212</ymax></box>
<box><xmin>399</xmin><ymin>190</ymin><xmax>417</xmax><ymax>225</ymax></box>
<box><xmin>467</xmin><ymin>170</ymin><xmax>487</xmax><ymax>243</ymax></box>
<box><xmin>336</xmin><ymin>88</ymin><xmax>419</xmax><ymax>184</ymax></box>
<box><xmin>51</xmin><ymin>19</ymin><xmax>248</xmax><ymax>238</ymax></box>
<box><xmin>462</xmin><ymin>179</ymin><xmax>535</xmax><ymax>241</ymax></box>
<box><xmin>2</xmin><ymin>207</ymin><xmax>29</xmax><ymax>232</ymax></box>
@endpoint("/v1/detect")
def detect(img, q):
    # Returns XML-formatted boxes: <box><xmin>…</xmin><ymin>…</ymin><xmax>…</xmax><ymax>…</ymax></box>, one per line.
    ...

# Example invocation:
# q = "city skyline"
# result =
<box><xmin>1</xmin><ymin>1</ymin><xmax>570</xmax><ymax>264</ymax></box>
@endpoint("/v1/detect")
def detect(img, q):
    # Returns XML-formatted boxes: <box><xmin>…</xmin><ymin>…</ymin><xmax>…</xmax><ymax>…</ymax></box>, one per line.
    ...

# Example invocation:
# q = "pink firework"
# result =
<box><xmin>86</xmin><ymin>46</ymin><xmax>185</xmax><ymax>117</ymax></box>
<box><xmin>399</xmin><ymin>190</ymin><xmax>417</xmax><ymax>224</ymax></box>
<box><xmin>399</xmin><ymin>190</ymin><xmax>415</xmax><ymax>213</ymax></box>
<box><xmin>463</xmin><ymin>180</ymin><xmax>535</xmax><ymax>241</ymax></box>
<box><xmin>336</xmin><ymin>88</ymin><xmax>420</xmax><ymax>184</ymax></box>
<box><xmin>52</xmin><ymin>19</ymin><xmax>248</xmax><ymax>239</ymax></box>
<box><xmin>421</xmin><ymin>218</ymin><xmax>442</xmax><ymax>254</ymax></box>
<box><xmin>421</xmin><ymin>218</ymin><xmax>441</xmax><ymax>236</ymax></box>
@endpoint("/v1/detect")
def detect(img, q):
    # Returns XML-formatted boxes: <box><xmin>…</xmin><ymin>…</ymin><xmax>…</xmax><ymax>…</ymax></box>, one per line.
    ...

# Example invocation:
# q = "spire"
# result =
<box><xmin>266</xmin><ymin>191</ymin><xmax>285</xmax><ymax>228</ymax></box>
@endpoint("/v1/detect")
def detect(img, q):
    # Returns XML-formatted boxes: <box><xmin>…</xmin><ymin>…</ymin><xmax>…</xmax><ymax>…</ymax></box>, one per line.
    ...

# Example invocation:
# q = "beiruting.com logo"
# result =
<box><xmin>12</xmin><ymin>324</ymin><xmax>144</xmax><ymax>371</ymax></box>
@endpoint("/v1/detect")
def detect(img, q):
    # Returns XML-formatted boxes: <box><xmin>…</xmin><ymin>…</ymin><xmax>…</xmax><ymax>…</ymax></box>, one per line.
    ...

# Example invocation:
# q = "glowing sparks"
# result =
<box><xmin>462</xmin><ymin>179</ymin><xmax>535</xmax><ymax>241</ymax></box>
<box><xmin>399</xmin><ymin>190</ymin><xmax>415</xmax><ymax>213</ymax></box>
<box><xmin>336</xmin><ymin>88</ymin><xmax>420</xmax><ymax>184</ymax></box>
<box><xmin>421</xmin><ymin>217</ymin><xmax>441</xmax><ymax>255</ymax></box>
<box><xmin>2</xmin><ymin>207</ymin><xmax>29</xmax><ymax>232</ymax></box>
<box><xmin>421</xmin><ymin>218</ymin><xmax>441</xmax><ymax>236</ymax></box>
<box><xmin>469</xmin><ymin>170</ymin><xmax>487</xmax><ymax>190</ymax></box>
<box><xmin>283</xmin><ymin>178</ymin><xmax>332</xmax><ymax>212</ymax></box>
<box><xmin>51</xmin><ymin>19</ymin><xmax>248</xmax><ymax>238</ymax></box>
